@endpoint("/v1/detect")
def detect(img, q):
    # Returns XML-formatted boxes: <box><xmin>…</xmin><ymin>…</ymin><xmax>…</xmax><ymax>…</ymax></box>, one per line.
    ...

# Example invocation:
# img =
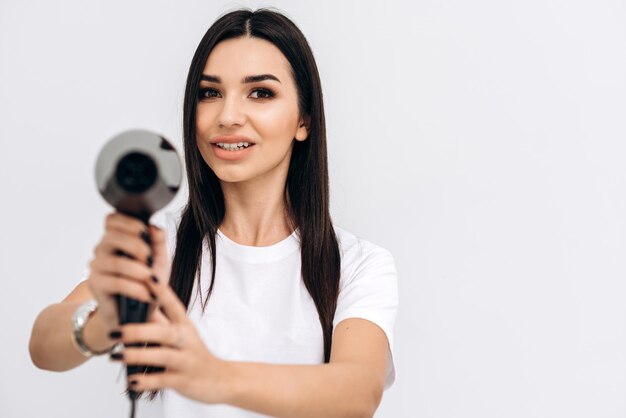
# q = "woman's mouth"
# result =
<box><xmin>211</xmin><ymin>142</ymin><xmax>255</xmax><ymax>160</ymax></box>
<box><xmin>215</xmin><ymin>141</ymin><xmax>252</xmax><ymax>151</ymax></box>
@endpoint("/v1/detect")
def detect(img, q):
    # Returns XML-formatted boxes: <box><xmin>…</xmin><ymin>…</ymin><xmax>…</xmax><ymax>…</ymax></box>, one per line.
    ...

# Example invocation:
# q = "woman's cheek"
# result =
<box><xmin>250</xmin><ymin>104</ymin><xmax>300</xmax><ymax>143</ymax></box>
<box><xmin>251</xmin><ymin>105</ymin><xmax>283</xmax><ymax>130</ymax></box>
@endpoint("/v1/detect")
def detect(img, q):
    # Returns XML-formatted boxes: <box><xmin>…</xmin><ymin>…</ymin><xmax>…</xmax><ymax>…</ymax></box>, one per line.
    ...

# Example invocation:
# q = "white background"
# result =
<box><xmin>1</xmin><ymin>0</ymin><xmax>625</xmax><ymax>417</ymax></box>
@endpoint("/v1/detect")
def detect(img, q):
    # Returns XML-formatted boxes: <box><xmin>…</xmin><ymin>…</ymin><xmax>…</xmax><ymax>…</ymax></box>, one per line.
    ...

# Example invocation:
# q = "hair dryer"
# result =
<box><xmin>94</xmin><ymin>129</ymin><xmax>182</xmax><ymax>400</ymax></box>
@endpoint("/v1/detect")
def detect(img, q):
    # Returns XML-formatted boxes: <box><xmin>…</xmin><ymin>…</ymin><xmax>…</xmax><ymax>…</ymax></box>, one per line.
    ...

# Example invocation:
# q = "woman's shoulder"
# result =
<box><xmin>332</xmin><ymin>224</ymin><xmax>396</xmax><ymax>274</ymax></box>
<box><xmin>333</xmin><ymin>224</ymin><xmax>393</xmax><ymax>255</ymax></box>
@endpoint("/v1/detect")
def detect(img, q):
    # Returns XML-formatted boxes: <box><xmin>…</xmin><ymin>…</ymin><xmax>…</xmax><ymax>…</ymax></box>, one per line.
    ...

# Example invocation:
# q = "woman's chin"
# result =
<box><xmin>212</xmin><ymin>168</ymin><xmax>254</xmax><ymax>184</ymax></box>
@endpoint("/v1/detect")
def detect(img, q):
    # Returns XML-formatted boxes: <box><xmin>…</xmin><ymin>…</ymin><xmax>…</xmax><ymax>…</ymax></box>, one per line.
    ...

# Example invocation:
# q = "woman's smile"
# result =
<box><xmin>209</xmin><ymin>134</ymin><xmax>257</xmax><ymax>161</ymax></box>
<box><xmin>210</xmin><ymin>142</ymin><xmax>255</xmax><ymax>161</ymax></box>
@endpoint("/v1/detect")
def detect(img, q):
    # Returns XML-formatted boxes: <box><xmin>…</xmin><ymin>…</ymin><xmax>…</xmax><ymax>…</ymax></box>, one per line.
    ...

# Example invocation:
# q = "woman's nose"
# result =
<box><xmin>217</xmin><ymin>95</ymin><xmax>246</xmax><ymax>128</ymax></box>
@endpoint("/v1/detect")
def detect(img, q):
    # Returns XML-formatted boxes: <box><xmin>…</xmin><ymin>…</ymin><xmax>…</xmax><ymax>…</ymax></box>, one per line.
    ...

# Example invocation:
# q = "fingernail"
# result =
<box><xmin>147</xmin><ymin>255</ymin><xmax>153</xmax><ymax>267</ymax></box>
<box><xmin>150</xmin><ymin>291</ymin><xmax>157</xmax><ymax>301</ymax></box>
<box><xmin>140</xmin><ymin>229</ymin><xmax>150</xmax><ymax>242</ymax></box>
<box><xmin>110</xmin><ymin>352</ymin><xmax>124</xmax><ymax>360</ymax></box>
<box><xmin>151</xmin><ymin>274</ymin><xmax>159</xmax><ymax>284</ymax></box>
<box><xmin>109</xmin><ymin>330</ymin><xmax>122</xmax><ymax>339</ymax></box>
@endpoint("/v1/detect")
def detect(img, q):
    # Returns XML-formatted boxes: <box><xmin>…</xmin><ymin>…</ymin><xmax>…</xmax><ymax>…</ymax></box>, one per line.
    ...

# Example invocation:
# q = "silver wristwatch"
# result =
<box><xmin>71</xmin><ymin>299</ymin><xmax>112</xmax><ymax>357</ymax></box>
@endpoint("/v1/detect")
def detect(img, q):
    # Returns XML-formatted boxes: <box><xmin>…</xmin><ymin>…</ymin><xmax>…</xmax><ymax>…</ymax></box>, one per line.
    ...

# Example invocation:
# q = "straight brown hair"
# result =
<box><xmin>143</xmin><ymin>8</ymin><xmax>341</xmax><ymax>400</ymax></box>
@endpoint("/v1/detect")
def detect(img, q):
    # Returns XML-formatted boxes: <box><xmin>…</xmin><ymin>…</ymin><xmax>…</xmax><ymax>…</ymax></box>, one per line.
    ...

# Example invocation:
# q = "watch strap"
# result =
<box><xmin>71</xmin><ymin>299</ymin><xmax>112</xmax><ymax>357</ymax></box>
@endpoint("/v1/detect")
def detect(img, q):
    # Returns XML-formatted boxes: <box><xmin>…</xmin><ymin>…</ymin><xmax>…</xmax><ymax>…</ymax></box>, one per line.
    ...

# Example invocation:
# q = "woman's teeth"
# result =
<box><xmin>216</xmin><ymin>142</ymin><xmax>251</xmax><ymax>151</ymax></box>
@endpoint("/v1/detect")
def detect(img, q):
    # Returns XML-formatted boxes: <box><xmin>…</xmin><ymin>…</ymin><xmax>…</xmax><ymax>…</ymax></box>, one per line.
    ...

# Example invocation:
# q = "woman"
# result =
<box><xmin>29</xmin><ymin>8</ymin><xmax>398</xmax><ymax>418</ymax></box>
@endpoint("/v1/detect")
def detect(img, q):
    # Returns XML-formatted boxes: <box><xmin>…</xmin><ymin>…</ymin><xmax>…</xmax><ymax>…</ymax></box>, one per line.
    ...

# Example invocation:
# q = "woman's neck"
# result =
<box><xmin>218</xmin><ymin>170</ymin><xmax>293</xmax><ymax>247</ymax></box>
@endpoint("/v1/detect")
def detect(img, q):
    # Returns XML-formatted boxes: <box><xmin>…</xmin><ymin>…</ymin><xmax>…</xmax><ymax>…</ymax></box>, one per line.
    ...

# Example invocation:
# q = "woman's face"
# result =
<box><xmin>195</xmin><ymin>36</ymin><xmax>308</xmax><ymax>184</ymax></box>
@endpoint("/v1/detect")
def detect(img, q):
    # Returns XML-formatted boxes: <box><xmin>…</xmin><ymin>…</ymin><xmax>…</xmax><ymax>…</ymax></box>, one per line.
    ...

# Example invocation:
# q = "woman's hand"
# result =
<box><xmin>108</xmin><ymin>268</ymin><xmax>232</xmax><ymax>405</ymax></box>
<box><xmin>87</xmin><ymin>212</ymin><xmax>171</xmax><ymax>330</ymax></box>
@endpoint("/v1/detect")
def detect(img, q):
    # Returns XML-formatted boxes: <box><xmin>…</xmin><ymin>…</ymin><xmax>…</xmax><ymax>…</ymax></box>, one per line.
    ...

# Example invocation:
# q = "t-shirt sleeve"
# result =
<box><xmin>332</xmin><ymin>244</ymin><xmax>399</xmax><ymax>390</ymax></box>
<box><xmin>77</xmin><ymin>267</ymin><xmax>90</xmax><ymax>284</ymax></box>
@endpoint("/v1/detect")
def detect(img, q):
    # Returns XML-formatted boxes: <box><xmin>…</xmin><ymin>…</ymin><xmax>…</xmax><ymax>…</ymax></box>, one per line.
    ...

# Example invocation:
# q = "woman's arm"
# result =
<box><xmin>114</xmin><ymin>267</ymin><xmax>390</xmax><ymax>417</ymax></box>
<box><xmin>223</xmin><ymin>360</ymin><xmax>383</xmax><ymax>418</ymax></box>
<box><xmin>30</xmin><ymin>214</ymin><xmax>162</xmax><ymax>371</ymax></box>
<box><xmin>222</xmin><ymin>318</ymin><xmax>389</xmax><ymax>418</ymax></box>
<box><xmin>29</xmin><ymin>281</ymin><xmax>117</xmax><ymax>371</ymax></box>
<box><xmin>120</xmin><ymin>314</ymin><xmax>389</xmax><ymax>418</ymax></box>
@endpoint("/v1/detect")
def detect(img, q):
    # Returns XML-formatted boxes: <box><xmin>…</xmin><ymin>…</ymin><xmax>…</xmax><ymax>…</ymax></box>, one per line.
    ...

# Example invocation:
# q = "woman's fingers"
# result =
<box><xmin>148</xmin><ymin>224</ymin><xmax>168</xmax><ymax>265</ymax></box>
<box><xmin>126</xmin><ymin>371</ymin><xmax>183</xmax><ymax>392</ymax></box>
<box><xmin>148</xmin><ymin>276</ymin><xmax>188</xmax><ymax>324</ymax></box>
<box><xmin>110</xmin><ymin>322</ymin><xmax>185</xmax><ymax>349</ymax></box>
<box><xmin>90</xmin><ymin>272</ymin><xmax>156</xmax><ymax>304</ymax></box>
<box><xmin>94</xmin><ymin>229</ymin><xmax>152</xmax><ymax>265</ymax></box>
<box><xmin>85</xmin><ymin>211</ymin><xmax>161</xmax><ymax>329</ymax></box>
<box><xmin>105</xmin><ymin>212</ymin><xmax>148</xmax><ymax>237</ymax></box>
<box><xmin>148</xmin><ymin>304</ymin><xmax>170</xmax><ymax>324</ymax></box>
<box><xmin>89</xmin><ymin>253</ymin><xmax>153</xmax><ymax>283</ymax></box>
<box><xmin>117</xmin><ymin>346</ymin><xmax>185</xmax><ymax>370</ymax></box>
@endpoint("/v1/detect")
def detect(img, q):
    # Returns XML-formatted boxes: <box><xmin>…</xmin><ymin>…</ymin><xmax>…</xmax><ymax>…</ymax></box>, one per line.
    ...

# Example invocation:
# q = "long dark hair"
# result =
<box><xmin>144</xmin><ymin>7</ymin><xmax>341</xmax><ymax>400</ymax></box>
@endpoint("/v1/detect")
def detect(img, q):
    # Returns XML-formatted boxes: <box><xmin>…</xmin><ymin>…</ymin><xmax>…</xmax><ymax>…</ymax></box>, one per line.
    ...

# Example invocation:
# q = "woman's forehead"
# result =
<box><xmin>202</xmin><ymin>37</ymin><xmax>292</xmax><ymax>83</ymax></box>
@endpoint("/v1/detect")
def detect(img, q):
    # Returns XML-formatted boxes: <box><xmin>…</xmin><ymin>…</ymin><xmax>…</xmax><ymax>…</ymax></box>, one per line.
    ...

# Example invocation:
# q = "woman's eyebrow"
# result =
<box><xmin>200</xmin><ymin>74</ymin><xmax>281</xmax><ymax>84</ymax></box>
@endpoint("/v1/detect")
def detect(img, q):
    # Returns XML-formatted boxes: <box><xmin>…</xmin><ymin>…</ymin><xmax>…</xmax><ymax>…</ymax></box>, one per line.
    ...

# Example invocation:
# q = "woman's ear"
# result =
<box><xmin>295</xmin><ymin>115</ymin><xmax>310</xmax><ymax>141</ymax></box>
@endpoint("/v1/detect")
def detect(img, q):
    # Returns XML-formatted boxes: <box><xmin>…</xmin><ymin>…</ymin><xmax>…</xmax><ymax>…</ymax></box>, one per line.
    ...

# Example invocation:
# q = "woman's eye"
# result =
<box><xmin>198</xmin><ymin>88</ymin><xmax>220</xmax><ymax>99</ymax></box>
<box><xmin>198</xmin><ymin>87</ymin><xmax>274</xmax><ymax>100</ymax></box>
<box><xmin>250</xmin><ymin>88</ymin><xmax>275</xmax><ymax>100</ymax></box>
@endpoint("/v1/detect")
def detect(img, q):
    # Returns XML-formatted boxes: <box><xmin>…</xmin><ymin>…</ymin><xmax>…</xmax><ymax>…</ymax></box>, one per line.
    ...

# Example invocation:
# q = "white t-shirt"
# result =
<box><xmin>87</xmin><ymin>208</ymin><xmax>398</xmax><ymax>417</ymax></box>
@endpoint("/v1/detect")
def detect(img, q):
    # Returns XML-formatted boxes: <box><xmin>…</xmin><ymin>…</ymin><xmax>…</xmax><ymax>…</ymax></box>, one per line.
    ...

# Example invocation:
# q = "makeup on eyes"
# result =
<box><xmin>197</xmin><ymin>86</ymin><xmax>276</xmax><ymax>100</ymax></box>
<box><xmin>198</xmin><ymin>73</ymin><xmax>281</xmax><ymax>101</ymax></box>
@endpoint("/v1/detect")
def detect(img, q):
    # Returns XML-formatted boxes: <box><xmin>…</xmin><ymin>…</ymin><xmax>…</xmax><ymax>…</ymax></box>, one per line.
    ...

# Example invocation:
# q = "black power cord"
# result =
<box><xmin>129</xmin><ymin>398</ymin><xmax>136</xmax><ymax>418</ymax></box>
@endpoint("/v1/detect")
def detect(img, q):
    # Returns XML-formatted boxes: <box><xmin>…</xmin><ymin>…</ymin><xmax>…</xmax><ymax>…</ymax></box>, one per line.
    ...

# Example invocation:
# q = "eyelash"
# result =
<box><xmin>197</xmin><ymin>87</ymin><xmax>276</xmax><ymax>101</ymax></box>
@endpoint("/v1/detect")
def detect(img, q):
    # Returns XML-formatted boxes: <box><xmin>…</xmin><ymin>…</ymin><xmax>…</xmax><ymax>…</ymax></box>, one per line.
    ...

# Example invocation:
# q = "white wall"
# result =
<box><xmin>1</xmin><ymin>0</ymin><xmax>625</xmax><ymax>417</ymax></box>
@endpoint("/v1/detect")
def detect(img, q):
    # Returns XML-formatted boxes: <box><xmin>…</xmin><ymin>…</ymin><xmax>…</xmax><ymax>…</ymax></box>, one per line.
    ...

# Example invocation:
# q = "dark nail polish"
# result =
<box><xmin>150</xmin><ymin>291</ymin><xmax>157</xmax><ymax>301</ymax></box>
<box><xmin>110</xmin><ymin>352</ymin><xmax>124</xmax><ymax>360</ymax></box>
<box><xmin>151</xmin><ymin>275</ymin><xmax>159</xmax><ymax>284</ymax></box>
<box><xmin>140</xmin><ymin>230</ymin><xmax>151</xmax><ymax>244</ymax></box>
<box><xmin>129</xmin><ymin>380</ymin><xmax>138</xmax><ymax>386</ymax></box>
<box><xmin>147</xmin><ymin>255</ymin><xmax>153</xmax><ymax>267</ymax></box>
<box><xmin>109</xmin><ymin>330</ymin><xmax>122</xmax><ymax>339</ymax></box>
<box><xmin>115</xmin><ymin>249</ymin><xmax>134</xmax><ymax>260</ymax></box>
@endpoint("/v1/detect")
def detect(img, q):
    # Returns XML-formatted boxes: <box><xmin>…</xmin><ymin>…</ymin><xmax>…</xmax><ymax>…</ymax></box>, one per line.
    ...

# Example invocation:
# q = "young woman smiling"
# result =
<box><xmin>29</xmin><ymin>8</ymin><xmax>398</xmax><ymax>418</ymax></box>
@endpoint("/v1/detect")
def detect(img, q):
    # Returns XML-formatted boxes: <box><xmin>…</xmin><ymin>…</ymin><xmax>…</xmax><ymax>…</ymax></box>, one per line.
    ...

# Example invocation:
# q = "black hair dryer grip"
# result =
<box><xmin>94</xmin><ymin>129</ymin><xmax>182</xmax><ymax>399</ymax></box>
